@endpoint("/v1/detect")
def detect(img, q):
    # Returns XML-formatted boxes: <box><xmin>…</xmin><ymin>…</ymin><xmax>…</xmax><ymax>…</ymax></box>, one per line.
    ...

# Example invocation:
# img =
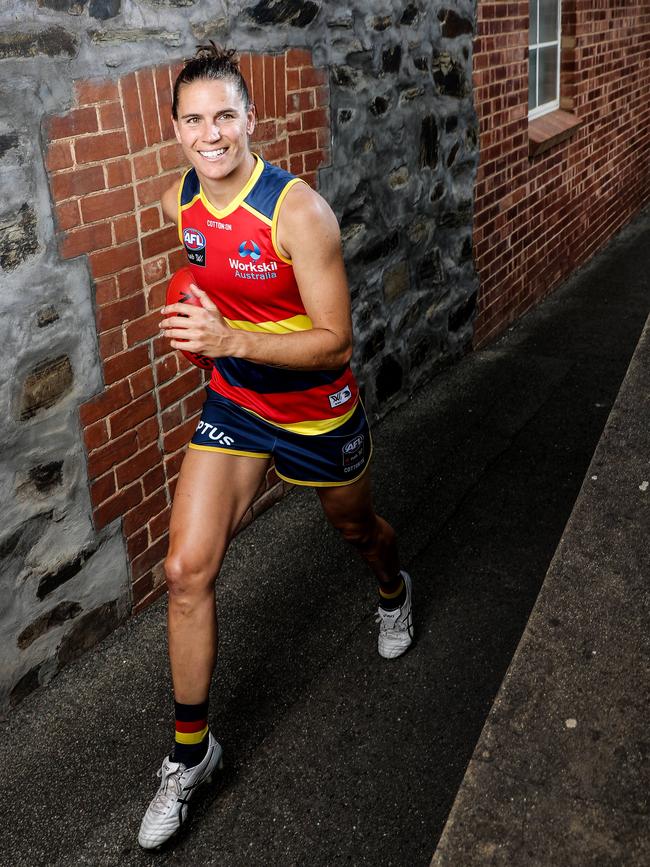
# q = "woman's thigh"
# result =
<box><xmin>168</xmin><ymin>447</ymin><xmax>270</xmax><ymax>578</ymax></box>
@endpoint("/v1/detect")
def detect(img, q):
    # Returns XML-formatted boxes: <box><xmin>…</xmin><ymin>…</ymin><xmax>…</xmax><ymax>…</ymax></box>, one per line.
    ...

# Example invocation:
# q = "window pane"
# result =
<box><xmin>539</xmin><ymin>0</ymin><xmax>558</xmax><ymax>43</ymax></box>
<box><xmin>538</xmin><ymin>44</ymin><xmax>557</xmax><ymax>105</ymax></box>
<box><xmin>530</xmin><ymin>0</ymin><xmax>538</xmax><ymax>44</ymax></box>
<box><xmin>529</xmin><ymin>48</ymin><xmax>538</xmax><ymax>109</ymax></box>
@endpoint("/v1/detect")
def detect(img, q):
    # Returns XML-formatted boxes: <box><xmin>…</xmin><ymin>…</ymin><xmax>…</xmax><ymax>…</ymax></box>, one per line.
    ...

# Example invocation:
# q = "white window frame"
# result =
<box><xmin>529</xmin><ymin>0</ymin><xmax>562</xmax><ymax>120</ymax></box>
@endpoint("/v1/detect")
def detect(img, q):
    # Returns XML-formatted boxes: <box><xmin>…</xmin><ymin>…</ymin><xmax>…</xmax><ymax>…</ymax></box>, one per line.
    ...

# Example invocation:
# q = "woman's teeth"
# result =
<box><xmin>199</xmin><ymin>149</ymin><xmax>226</xmax><ymax>161</ymax></box>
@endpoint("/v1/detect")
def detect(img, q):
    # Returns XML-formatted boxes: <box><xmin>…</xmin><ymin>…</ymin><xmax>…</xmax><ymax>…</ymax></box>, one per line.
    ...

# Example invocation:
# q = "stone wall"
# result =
<box><xmin>0</xmin><ymin>0</ymin><xmax>478</xmax><ymax>712</ymax></box>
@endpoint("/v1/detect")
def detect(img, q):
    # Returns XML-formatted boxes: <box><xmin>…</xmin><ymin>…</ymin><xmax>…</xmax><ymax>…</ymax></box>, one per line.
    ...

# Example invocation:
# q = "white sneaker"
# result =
<box><xmin>138</xmin><ymin>731</ymin><xmax>223</xmax><ymax>850</ymax></box>
<box><xmin>376</xmin><ymin>571</ymin><xmax>414</xmax><ymax>659</ymax></box>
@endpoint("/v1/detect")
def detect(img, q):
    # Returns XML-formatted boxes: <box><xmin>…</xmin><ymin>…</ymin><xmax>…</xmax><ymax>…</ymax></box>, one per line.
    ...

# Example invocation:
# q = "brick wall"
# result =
<box><xmin>45</xmin><ymin>49</ymin><xmax>330</xmax><ymax>612</ymax></box>
<box><xmin>472</xmin><ymin>1</ymin><xmax>650</xmax><ymax>346</ymax></box>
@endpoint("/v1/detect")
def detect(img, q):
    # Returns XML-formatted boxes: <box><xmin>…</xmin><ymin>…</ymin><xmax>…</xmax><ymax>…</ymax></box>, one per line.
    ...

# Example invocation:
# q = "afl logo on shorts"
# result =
<box><xmin>342</xmin><ymin>434</ymin><xmax>365</xmax><ymax>471</ymax></box>
<box><xmin>183</xmin><ymin>228</ymin><xmax>206</xmax><ymax>267</ymax></box>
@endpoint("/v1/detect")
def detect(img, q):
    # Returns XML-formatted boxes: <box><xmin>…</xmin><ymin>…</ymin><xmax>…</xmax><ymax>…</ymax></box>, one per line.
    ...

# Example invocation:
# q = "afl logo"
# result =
<box><xmin>183</xmin><ymin>228</ymin><xmax>206</xmax><ymax>250</ymax></box>
<box><xmin>343</xmin><ymin>436</ymin><xmax>363</xmax><ymax>454</ymax></box>
<box><xmin>238</xmin><ymin>239</ymin><xmax>261</xmax><ymax>261</ymax></box>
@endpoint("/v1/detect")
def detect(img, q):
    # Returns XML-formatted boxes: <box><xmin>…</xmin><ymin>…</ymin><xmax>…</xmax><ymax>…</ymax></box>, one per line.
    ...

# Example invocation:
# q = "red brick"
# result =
<box><xmin>113</xmin><ymin>214</ymin><xmax>138</xmax><ymax>244</ymax></box>
<box><xmin>161</xmin><ymin>403</ymin><xmax>182</xmax><ymax>433</ymax></box>
<box><xmin>136</xmin><ymin>416</ymin><xmax>160</xmax><ymax>449</ymax></box>
<box><xmin>301</xmin><ymin>107</ymin><xmax>329</xmax><ymax>131</ymax></box>
<box><xmin>81</xmin><ymin>187</ymin><xmax>135</xmax><ymax>223</ymax></box>
<box><xmin>141</xmin><ymin>225</ymin><xmax>179</xmax><ymax>260</ymax></box>
<box><xmin>48</xmin><ymin>107</ymin><xmax>98</xmax><ymax>140</ymax></box>
<box><xmin>97</xmin><ymin>292</ymin><xmax>146</xmax><ymax>332</ymax></box>
<box><xmin>164</xmin><ymin>450</ymin><xmax>184</xmax><ymax>480</ymax></box>
<box><xmin>75</xmin><ymin>131</ymin><xmax>129</xmax><ymax>164</ymax></box>
<box><xmin>90</xmin><ymin>241</ymin><xmax>141</xmax><ymax>279</ymax></box>
<box><xmin>182</xmin><ymin>388</ymin><xmax>204</xmax><ymax>419</ymax></box>
<box><xmin>125</xmin><ymin>310</ymin><xmax>161</xmax><ymax>344</ymax></box>
<box><xmin>264</xmin><ymin>55</ymin><xmax>276</xmax><ymax>118</ymax></box>
<box><xmin>50</xmin><ymin>165</ymin><xmax>105</xmax><ymax>202</ymax></box>
<box><xmin>140</xmin><ymin>206</ymin><xmax>161</xmax><ymax>232</ymax></box>
<box><xmin>147</xmin><ymin>280</ymin><xmax>167</xmax><ymax>312</ymax></box>
<box><xmin>46</xmin><ymin>141</ymin><xmax>73</xmax><ymax>172</ymax></box>
<box><xmin>240</xmin><ymin>53</ymin><xmax>253</xmax><ymax>95</ymax></box>
<box><xmin>137</xmin><ymin>68</ymin><xmax>163</xmax><ymax>147</ymax></box>
<box><xmin>127</xmin><ymin>527</ymin><xmax>149</xmax><ymax>561</ymax></box>
<box><xmin>286</xmin><ymin>48</ymin><xmax>312</xmax><ymax>69</ymax></box>
<box><xmin>117</xmin><ymin>265</ymin><xmax>143</xmax><ymax>296</ymax></box>
<box><xmin>143</xmin><ymin>464</ymin><xmax>166</xmax><ymax>497</ymax></box>
<box><xmin>60</xmin><ymin>223</ymin><xmax>112</xmax><ymax>259</ymax></box>
<box><xmin>120</xmin><ymin>72</ymin><xmax>146</xmax><ymax>152</ymax></box>
<box><xmin>304</xmin><ymin>150</ymin><xmax>326</xmax><ymax>172</ymax></box>
<box><xmin>154</xmin><ymin>66</ymin><xmax>175</xmax><ymax>140</ymax></box>
<box><xmin>159</xmin><ymin>142</ymin><xmax>184</xmax><ymax>170</ymax></box>
<box><xmin>103</xmin><ymin>344</ymin><xmax>150</xmax><ymax>385</ymax></box>
<box><xmin>98</xmin><ymin>328</ymin><xmax>124</xmax><ymax>360</ymax></box>
<box><xmin>55</xmin><ymin>200</ymin><xmax>81</xmax><ymax>231</ymax></box>
<box><xmin>149</xmin><ymin>506</ymin><xmax>171</xmax><ymax>542</ymax></box>
<box><xmin>275</xmin><ymin>54</ymin><xmax>287</xmax><ymax>120</ymax></box>
<box><xmin>133</xmin><ymin>575</ymin><xmax>168</xmax><ymax>612</ymax></box>
<box><xmin>261</xmin><ymin>139</ymin><xmax>288</xmax><ymax>163</ymax></box>
<box><xmin>134</xmin><ymin>151</ymin><xmax>159</xmax><ymax>180</ymax></box>
<box><xmin>129</xmin><ymin>366</ymin><xmax>154</xmax><ymax>398</ymax></box>
<box><xmin>131</xmin><ymin>535</ymin><xmax>169</xmax><ymax>581</ymax></box>
<box><xmin>94</xmin><ymin>482</ymin><xmax>142</xmax><ymax>531</ymax></box>
<box><xmin>302</xmin><ymin>171</ymin><xmax>317</xmax><ymax>188</ymax></box>
<box><xmin>109</xmin><ymin>392</ymin><xmax>157</xmax><ymax>438</ymax></box>
<box><xmin>124</xmin><ymin>489</ymin><xmax>168</xmax><ymax>540</ymax></box>
<box><xmin>314</xmin><ymin>85</ymin><xmax>329</xmax><ymax>108</ymax></box>
<box><xmin>75</xmin><ymin>78</ymin><xmax>119</xmax><ymax>106</ymax></box>
<box><xmin>168</xmin><ymin>247</ymin><xmax>186</xmax><ymax>272</ymax></box>
<box><xmin>90</xmin><ymin>472</ymin><xmax>116</xmax><ymax>509</ymax></box>
<box><xmin>144</xmin><ymin>257</ymin><xmax>167</xmax><ymax>286</ymax></box>
<box><xmin>254</xmin><ymin>119</ymin><xmax>278</xmax><ymax>142</ymax></box>
<box><xmin>99</xmin><ymin>101</ymin><xmax>124</xmax><ymax>131</ymax></box>
<box><xmin>289</xmin><ymin>131</ymin><xmax>318</xmax><ymax>154</ymax></box>
<box><xmin>155</xmin><ymin>353</ymin><xmax>178</xmax><ymax>386</ymax></box>
<box><xmin>116</xmin><ymin>441</ymin><xmax>162</xmax><ymax>487</ymax></box>
<box><xmin>286</xmin><ymin>115</ymin><xmax>301</xmax><ymax>133</ymax></box>
<box><xmin>158</xmin><ymin>367</ymin><xmax>202</xmax><ymax>410</ymax></box>
<box><xmin>287</xmin><ymin>90</ymin><xmax>314</xmax><ymax>113</ymax></box>
<box><xmin>83</xmin><ymin>419</ymin><xmax>109</xmax><ymax>451</ymax></box>
<box><xmin>252</xmin><ymin>54</ymin><xmax>266</xmax><ymax>118</ymax></box>
<box><xmin>137</xmin><ymin>174</ymin><xmax>179</xmax><ymax>207</ymax></box>
<box><xmin>106</xmin><ymin>158</ymin><xmax>133</xmax><ymax>188</ymax></box>
<box><xmin>300</xmin><ymin>67</ymin><xmax>326</xmax><ymax>88</ymax></box>
<box><xmin>163</xmin><ymin>416</ymin><xmax>197</xmax><ymax>453</ymax></box>
<box><xmin>87</xmin><ymin>429</ymin><xmax>138</xmax><ymax>478</ymax></box>
<box><xmin>286</xmin><ymin>68</ymin><xmax>300</xmax><ymax>91</ymax></box>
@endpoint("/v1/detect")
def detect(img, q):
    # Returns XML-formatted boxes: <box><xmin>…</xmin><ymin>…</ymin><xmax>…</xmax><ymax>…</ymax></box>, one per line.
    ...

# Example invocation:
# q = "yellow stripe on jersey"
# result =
<box><xmin>240</xmin><ymin>200</ymin><xmax>273</xmax><ymax>226</ymax></box>
<box><xmin>271</xmin><ymin>178</ymin><xmax>306</xmax><ymax>264</ymax></box>
<box><xmin>198</xmin><ymin>155</ymin><xmax>265</xmax><ymax>219</ymax></box>
<box><xmin>223</xmin><ymin>313</ymin><xmax>313</xmax><ymax>334</ymax></box>
<box><xmin>241</xmin><ymin>401</ymin><xmax>358</xmax><ymax>436</ymax></box>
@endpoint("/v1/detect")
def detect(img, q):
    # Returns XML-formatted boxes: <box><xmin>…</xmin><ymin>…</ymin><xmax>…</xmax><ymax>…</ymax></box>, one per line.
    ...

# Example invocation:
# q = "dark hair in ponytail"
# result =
<box><xmin>172</xmin><ymin>42</ymin><xmax>251</xmax><ymax>119</ymax></box>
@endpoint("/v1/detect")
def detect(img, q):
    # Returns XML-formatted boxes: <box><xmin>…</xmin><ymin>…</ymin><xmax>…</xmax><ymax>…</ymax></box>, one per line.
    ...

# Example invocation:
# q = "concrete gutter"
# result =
<box><xmin>431</xmin><ymin>313</ymin><xmax>650</xmax><ymax>866</ymax></box>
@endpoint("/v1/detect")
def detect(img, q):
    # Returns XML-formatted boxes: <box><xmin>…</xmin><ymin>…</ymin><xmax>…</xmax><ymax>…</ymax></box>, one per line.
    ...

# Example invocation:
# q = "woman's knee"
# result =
<box><xmin>164</xmin><ymin>549</ymin><xmax>218</xmax><ymax>598</ymax></box>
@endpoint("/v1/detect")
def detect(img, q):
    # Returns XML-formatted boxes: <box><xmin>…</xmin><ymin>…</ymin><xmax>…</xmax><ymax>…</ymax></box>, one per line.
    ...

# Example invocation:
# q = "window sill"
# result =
<box><xmin>528</xmin><ymin>109</ymin><xmax>582</xmax><ymax>157</ymax></box>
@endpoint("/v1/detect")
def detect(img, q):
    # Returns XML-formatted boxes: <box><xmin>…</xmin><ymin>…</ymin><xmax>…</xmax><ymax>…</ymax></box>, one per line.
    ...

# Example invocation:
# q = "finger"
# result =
<box><xmin>160</xmin><ymin>315</ymin><xmax>196</xmax><ymax>329</ymax></box>
<box><xmin>161</xmin><ymin>302</ymin><xmax>201</xmax><ymax>316</ymax></box>
<box><xmin>189</xmin><ymin>284</ymin><xmax>218</xmax><ymax>311</ymax></box>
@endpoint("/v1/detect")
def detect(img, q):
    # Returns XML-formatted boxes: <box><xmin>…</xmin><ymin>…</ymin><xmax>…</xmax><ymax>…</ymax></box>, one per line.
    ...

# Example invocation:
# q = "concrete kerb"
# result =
<box><xmin>430</xmin><ymin>313</ymin><xmax>650</xmax><ymax>866</ymax></box>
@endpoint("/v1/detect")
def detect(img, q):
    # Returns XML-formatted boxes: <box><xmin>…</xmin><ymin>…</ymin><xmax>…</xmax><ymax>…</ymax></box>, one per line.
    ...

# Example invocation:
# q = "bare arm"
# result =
<box><xmin>161</xmin><ymin>179</ymin><xmax>180</xmax><ymax>226</ymax></box>
<box><xmin>160</xmin><ymin>184</ymin><xmax>353</xmax><ymax>370</ymax></box>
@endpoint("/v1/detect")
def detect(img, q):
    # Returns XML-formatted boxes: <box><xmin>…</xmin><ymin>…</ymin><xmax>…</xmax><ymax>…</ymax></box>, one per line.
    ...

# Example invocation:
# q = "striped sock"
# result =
<box><xmin>378</xmin><ymin>572</ymin><xmax>406</xmax><ymax>611</ymax></box>
<box><xmin>172</xmin><ymin>699</ymin><xmax>209</xmax><ymax>768</ymax></box>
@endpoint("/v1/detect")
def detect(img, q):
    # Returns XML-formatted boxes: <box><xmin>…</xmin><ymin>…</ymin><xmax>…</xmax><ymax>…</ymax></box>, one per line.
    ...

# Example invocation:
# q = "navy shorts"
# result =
<box><xmin>189</xmin><ymin>387</ymin><xmax>372</xmax><ymax>487</ymax></box>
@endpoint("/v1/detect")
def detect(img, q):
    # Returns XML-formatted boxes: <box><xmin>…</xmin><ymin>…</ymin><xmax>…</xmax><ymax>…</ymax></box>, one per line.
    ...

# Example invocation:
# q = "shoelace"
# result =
<box><xmin>375</xmin><ymin>608</ymin><xmax>402</xmax><ymax>631</ymax></box>
<box><xmin>149</xmin><ymin>763</ymin><xmax>185</xmax><ymax>815</ymax></box>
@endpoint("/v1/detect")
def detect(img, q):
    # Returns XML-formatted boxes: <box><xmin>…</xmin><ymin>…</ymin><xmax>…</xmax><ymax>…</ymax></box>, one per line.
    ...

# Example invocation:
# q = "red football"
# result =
<box><xmin>165</xmin><ymin>267</ymin><xmax>213</xmax><ymax>370</ymax></box>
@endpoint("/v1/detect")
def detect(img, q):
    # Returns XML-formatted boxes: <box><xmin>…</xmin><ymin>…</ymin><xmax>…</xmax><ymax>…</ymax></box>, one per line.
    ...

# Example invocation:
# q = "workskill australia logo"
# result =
<box><xmin>183</xmin><ymin>227</ymin><xmax>206</xmax><ymax>267</ymax></box>
<box><xmin>229</xmin><ymin>239</ymin><xmax>278</xmax><ymax>280</ymax></box>
<box><xmin>238</xmin><ymin>239</ymin><xmax>261</xmax><ymax>260</ymax></box>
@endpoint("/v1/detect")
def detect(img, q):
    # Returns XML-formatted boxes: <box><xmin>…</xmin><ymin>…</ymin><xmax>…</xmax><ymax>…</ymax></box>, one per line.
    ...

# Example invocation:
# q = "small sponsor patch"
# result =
<box><xmin>328</xmin><ymin>385</ymin><xmax>352</xmax><ymax>409</ymax></box>
<box><xmin>183</xmin><ymin>227</ymin><xmax>206</xmax><ymax>267</ymax></box>
<box><xmin>342</xmin><ymin>434</ymin><xmax>364</xmax><ymax>470</ymax></box>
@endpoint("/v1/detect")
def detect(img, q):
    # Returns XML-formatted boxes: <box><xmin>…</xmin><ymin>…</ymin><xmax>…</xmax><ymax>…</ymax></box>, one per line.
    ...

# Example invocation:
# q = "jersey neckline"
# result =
<box><xmin>198</xmin><ymin>153</ymin><xmax>264</xmax><ymax>220</ymax></box>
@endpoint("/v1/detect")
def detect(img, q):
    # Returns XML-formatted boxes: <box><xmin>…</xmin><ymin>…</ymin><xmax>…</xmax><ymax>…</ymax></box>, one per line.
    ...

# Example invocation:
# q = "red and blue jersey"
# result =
<box><xmin>178</xmin><ymin>155</ymin><xmax>359</xmax><ymax>435</ymax></box>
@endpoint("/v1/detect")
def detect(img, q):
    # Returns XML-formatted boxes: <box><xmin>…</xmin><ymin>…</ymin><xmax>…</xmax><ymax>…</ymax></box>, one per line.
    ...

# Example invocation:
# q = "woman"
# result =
<box><xmin>138</xmin><ymin>43</ymin><xmax>413</xmax><ymax>850</ymax></box>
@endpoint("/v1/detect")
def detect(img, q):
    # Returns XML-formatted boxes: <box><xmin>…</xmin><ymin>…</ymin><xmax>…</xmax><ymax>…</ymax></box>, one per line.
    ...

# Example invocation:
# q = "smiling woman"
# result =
<box><xmin>136</xmin><ymin>42</ymin><xmax>414</xmax><ymax>853</ymax></box>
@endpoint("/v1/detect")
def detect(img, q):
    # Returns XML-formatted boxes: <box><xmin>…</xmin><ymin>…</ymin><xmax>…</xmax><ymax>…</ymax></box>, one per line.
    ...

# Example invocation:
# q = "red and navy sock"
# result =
<box><xmin>171</xmin><ymin>699</ymin><xmax>209</xmax><ymax>768</ymax></box>
<box><xmin>378</xmin><ymin>572</ymin><xmax>406</xmax><ymax>611</ymax></box>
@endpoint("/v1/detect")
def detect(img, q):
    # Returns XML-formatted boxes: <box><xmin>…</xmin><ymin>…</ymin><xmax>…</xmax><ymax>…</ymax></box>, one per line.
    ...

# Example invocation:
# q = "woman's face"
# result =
<box><xmin>173</xmin><ymin>77</ymin><xmax>256</xmax><ymax>183</ymax></box>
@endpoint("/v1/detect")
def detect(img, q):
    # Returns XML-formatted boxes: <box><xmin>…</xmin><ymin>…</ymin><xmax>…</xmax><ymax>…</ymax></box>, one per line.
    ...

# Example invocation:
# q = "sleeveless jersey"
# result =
<box><xmin>178</xmin><ymin>155</ymin><xmax>359</xmax><ymax>435</ymax></box>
